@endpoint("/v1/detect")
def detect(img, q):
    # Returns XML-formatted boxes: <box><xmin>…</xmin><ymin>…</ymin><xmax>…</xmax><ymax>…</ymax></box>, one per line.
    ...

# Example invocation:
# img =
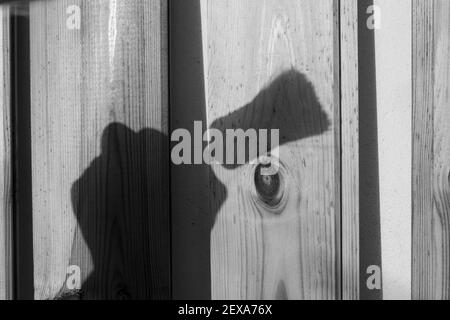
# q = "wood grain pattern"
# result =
<box><xmin>340</xmin><ymin>0</ymin><xmax>359</xmax><ymax>301</ymax></box>
<box><xmin>202</xmin><ymin>0</ymin><xmax>340</xmax><ymax>300</ymax></box>
<box><xmin>413</xmin><ymin>0</ymin><xmax>450</xmax><ymax>300</ymax></box>
<box><xmin>0</xmin><ymin>5</ymin><xmax>12</xmax><ymax>300</ymax></box>
<box><xmin>30</xmin><ymin>0</ymin><xmax>169</xmax><ymax>299</ymax></box>
<box><xmin>375</xmin><ymin>0</ymin><xmax>412</xmax><ymax>300</ymax></box>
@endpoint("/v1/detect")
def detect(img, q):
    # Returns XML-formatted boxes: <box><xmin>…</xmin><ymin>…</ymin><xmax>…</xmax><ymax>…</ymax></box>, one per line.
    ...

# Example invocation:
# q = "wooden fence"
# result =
<box><xmin>173</xmin><ymin>0</ymin><xmax>346</xmax><ymax>300</ymax></box>
<box><xmin>412</xmin><ymin>0</ymin><xmax>450</xmax><ymax>300</ymax></box>
<box><xmin>0</xmin><ymin>0</ymin><xmax>448</xmax><ymax>300</ymax></box>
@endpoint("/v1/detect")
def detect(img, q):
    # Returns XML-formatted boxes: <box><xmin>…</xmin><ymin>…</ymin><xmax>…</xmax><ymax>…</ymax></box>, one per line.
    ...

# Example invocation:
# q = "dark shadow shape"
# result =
<box><xmin>170</xmin><ymin>1</ymin><xmax>333</xmax><ymax>300</ymax></box>
<box><xmin>358</xmin><ymin>0</ymin><xmax>383</xmax><ymax>300</ymax></box>
<box><xmin>68</xmin><ymin>124</ymin><xmax>170</xmax><ymax>300</ymax></box>
<box><xmin>210</xmin><ymin>70</ymin><xmax>331</xmax><ymax>169</ymax></box>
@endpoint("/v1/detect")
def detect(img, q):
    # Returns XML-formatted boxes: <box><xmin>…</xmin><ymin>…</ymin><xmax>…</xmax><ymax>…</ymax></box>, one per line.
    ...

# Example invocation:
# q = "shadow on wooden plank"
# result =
<box><xmin>170</xmin><ymin>0</ymin><xmax>212</xmax><ymax>300</ymax></box>
<box><xmin>208</xmin><ymin>69</ymin><xmax>334</xmax><ymax>300</ymax></box>
<box><xmin>66</xmin><ymin>124</ymin><xmax>170</xmax><ymax>300</ymax></box>
<box><xmin>210</xmin><ymin>70</ymin><xmax>331</xmax><ymax>169</ymax></box>
<box><xmin>358</xmin><ymin>0</ymin><xmax>383</xmax><ymax>300</ymax></box>
<box><xmin>10</xmin><ymin>3</ymin><xmax>34</xmax><ymax>300</ymax></box>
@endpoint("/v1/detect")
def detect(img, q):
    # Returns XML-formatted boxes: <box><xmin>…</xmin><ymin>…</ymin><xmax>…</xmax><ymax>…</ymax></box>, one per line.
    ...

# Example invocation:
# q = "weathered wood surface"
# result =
<box><xmin>30</xmin><ymin>0</ymin><xmax>169</xmax><ymax>299</ymax></box>
<box><xmin>375</xmin><ymin>0</ymin><xmax>411</xmax><ymax>300</ymax></box>
<box><xmin>202</xmin><ymin>0</ymin><xmax>340</xmax><ymax>299</ymax></box>
<box><xmin>413</xmin><ymin>0</ymin><xmax>450</xmax><ymax>300</ymax></box>
<box><xmin>0</xmin><ymin>5</ymin><xmax>12</xmax><ymax>300</ymax></box>
<box><xmin>340</xmin><ymin>0</ymin><xmax>359</xmax><ymax>300</ymax></box>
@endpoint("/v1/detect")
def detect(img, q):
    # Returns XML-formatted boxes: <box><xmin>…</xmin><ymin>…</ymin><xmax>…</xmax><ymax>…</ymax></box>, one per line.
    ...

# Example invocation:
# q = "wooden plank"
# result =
<box><xmin>375</xmin><ymin>0</ymin><xmax>411</xmax><ymax>300</ymax></box>
<box><xmin>340</xmin><ymin>0</ymin><xmax>359</xmax><ymax>301</ymax></box>
<box><xmin>30</xmin><ymin>0</ymin><xmax>169</xmax><ymax>299</ymax></box>
<box><xmin>12</xmin><ymin>2</ymin><xmax>35</xmax><ymax>300</ymax></box>
<box><xmin>412</xmin><ymin>0</ymin><xmax>450</xmax><ymax>300</ymax></box>
<box><xmin>202</xmin><ymin>0</ymin><xmax>340</xmax><ymax>300</ymax></box>
<box><xmin>431</xmin><ymin>0</ymin><xmax>450</xmax><ymax>300</ymax></box>
<box><xmin>412</xmin><ymin>0</ymin><xmax>434</xmax><ymax>300</ymax></box>
<box><xmin>0</xmin><ymin>5</ymin><xmax>12</xmax><ymax>300</ymax></box>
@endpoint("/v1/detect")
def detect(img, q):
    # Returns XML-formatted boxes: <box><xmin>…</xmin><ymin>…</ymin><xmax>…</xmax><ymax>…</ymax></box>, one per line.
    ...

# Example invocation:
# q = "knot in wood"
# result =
<box><xmin>253</xmin><ymin>162</ymin><xmax>285</xmax><ymax>209</ymax></box>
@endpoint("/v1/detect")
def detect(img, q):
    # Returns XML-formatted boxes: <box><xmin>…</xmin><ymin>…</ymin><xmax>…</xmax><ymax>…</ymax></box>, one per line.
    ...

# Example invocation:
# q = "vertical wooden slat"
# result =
<box><xmin>412</xmin><ymin>0</ymin><xmax>434</xmax><ymax>300</ymax></box>
<box><xmin>30</xmin><ymin>0</ymin><xmax>168</xmax><ymax>299</ymax></box>
<box><xmin>202</xmin><ymin>0</ymin><xmax>340</xmax><ymax>300</ymax></box>
<box><xmin>340</xmin><ymin>0</ymin><xmax>359</xmax><ymax>300</ymax></box>
<box><xmin>375</xmin><ymin>0</ymin><xmax>412</xmax><ymax>300</ymax></box>
<box><xmin>413</xmin><ymin>0</ymin><xmax>450</xmax><ymax>300</ymax></box>
<box><xmin>0</xmin><ymin>4</ymin><xmax>12</xmax><ymax>300</ymax></box>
